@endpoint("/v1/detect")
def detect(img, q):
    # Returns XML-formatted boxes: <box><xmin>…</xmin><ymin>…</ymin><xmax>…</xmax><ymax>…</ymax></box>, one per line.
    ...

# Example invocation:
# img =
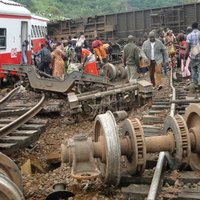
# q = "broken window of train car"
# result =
<box><xmin>35</xmin><ymin>25</ymin><xmax>39</xmax><ymax>38</ymax></box>
<box><xmin>32</xmin><ymin>25</ymin><xmax>36</xmax><ymax>38</ymax></box>
<box><xmin>37</xmin><ymin>26</ymin><xmax>42</xmax><ymax>37</ymax></box>
<box><xmin>0</xmin><ymin>28</ymin><xmax>6</xmax><ymax>49</ymax></box>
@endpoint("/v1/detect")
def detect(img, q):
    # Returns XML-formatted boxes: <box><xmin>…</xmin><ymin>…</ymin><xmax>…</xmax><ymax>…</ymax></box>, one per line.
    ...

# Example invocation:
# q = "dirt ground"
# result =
<box><xmin>11</xmin><ymin>116</ymin><xmax>125</xmax><ymax>200</ymax></box>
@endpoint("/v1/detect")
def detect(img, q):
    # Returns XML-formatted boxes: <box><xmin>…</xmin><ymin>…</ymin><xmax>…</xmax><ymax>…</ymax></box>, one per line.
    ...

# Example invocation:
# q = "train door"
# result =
<box><xmin>21</xmin><ymin>21</ymin><xmax>29</xmax><ymax>64</ymax></box>
<box><xmin>21</xmin><ymin>21</ymin><xmax>28</xmax><ymax>44</ymax></box>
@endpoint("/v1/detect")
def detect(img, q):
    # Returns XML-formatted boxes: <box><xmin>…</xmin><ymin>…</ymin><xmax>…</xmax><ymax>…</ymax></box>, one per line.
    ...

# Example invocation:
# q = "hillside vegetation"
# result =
<box><xmin>15</xmin><ymin>0</ymin><xmax>194</xmax><ymax>19</ymax></box>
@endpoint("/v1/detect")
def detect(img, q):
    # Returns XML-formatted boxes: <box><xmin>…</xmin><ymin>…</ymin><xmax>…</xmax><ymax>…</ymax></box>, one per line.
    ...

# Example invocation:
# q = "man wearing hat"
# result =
<box><xmin>123</xmin><ymin>35</ymin><xmax>140</xmax><ymax>83</ymax></box>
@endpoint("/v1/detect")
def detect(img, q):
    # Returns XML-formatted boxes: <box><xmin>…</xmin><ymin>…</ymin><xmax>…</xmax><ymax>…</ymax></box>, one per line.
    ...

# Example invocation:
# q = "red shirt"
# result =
<box><xmin>179</xmin><ymin>40</ymin><xmax>186</xmax><ymax>57</ymax></box>
<box><xmin>92</xmin><ymin>40</ymin><xmax>103</xmax><ymax>48</ymax></box>
<box><xmin>81</xmin><ymin>48</ymin><xmax>91</xmax><ymax>58</ymax></box>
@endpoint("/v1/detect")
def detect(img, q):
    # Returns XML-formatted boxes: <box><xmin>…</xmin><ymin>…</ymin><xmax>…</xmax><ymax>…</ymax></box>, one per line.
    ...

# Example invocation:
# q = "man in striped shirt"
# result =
<box><xmin>185</xmin><ymin>22</ymin><xmax>200</xmax><ymax>90</ymax></box>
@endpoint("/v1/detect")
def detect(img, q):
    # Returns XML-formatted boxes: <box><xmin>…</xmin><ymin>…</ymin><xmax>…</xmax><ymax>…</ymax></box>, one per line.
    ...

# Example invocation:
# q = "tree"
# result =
<box><xmin>14</xmin><ymin>0</ymin><xmax>192</xmax><ymax>19</ymax></box>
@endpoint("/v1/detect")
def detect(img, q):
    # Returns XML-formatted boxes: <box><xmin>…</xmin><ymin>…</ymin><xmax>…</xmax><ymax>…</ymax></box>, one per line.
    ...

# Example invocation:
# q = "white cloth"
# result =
<box><xmin>86</xmin><ymin>54</ymin><xmax>95</xmax><ymax>64</ymax></box>
<box><xmin>76</xmin><ymin>35</ymin><xmax>85</xmax><ymax>47</ymax></box>
<box><xmin>150</xmin><ymin>42</ymin><xmax>155</xmax><ymax>60</ymax></box>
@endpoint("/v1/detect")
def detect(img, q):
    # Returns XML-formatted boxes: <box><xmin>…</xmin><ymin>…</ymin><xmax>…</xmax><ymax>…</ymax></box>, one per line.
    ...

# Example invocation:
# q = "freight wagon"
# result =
<box><xmin>47</xmin><ymin>2</ymin><xmax>200</xmax><ymax>44</ymax></box>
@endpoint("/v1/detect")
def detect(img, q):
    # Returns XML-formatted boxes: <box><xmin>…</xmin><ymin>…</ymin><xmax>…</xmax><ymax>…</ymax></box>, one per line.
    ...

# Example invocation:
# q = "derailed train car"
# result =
<box><xmin>47</xmin><ymin>2</ymin><xmax>200</xmax><ymax>44</ymax></box>
<box><xmin>0</xmin><ymin>0</ymin><xmax>48</xmax><ymax>85</ymax></box>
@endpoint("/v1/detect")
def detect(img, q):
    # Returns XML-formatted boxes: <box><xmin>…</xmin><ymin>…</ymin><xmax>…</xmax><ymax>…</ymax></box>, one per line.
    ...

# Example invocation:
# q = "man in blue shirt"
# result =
<box><xmin>35</xmin><ymin>43</ymin><xmax>52</xmax><ymax>75</ymax></box>
<box><xmin>185</xmin><ymin>22</ymin><xmax>200</xmax><ymax>90</ymax></box>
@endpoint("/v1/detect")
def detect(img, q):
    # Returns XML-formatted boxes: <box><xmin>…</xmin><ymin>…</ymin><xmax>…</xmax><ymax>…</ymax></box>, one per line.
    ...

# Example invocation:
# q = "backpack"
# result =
<box><xmin>191</xmin><ymin>31</ymin><xmax>200</xmax><ymax>57</ymax></box>
<box><xmin>42</xmin><ymin>48</ymin><xmax>51</xmax><ymax>63</ymax></box>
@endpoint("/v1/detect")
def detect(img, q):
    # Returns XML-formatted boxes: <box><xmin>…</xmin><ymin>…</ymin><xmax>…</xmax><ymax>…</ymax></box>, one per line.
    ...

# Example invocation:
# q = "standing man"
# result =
<box><xmin>184</xmin><ymin>22</ymin><xmax>200</xmax><ymax>91</ymax></box>
<box><xmin>142</xmin><ymin>31</ymin><xmax>168</xmax><ymax>90</ymax></box>
<box><xmin>35</xmin><ymin>43</ymin><xmax>52</xmax><ymax>75</ymax></box>
<box><xmin>123</xmin><ymin>35</ymin><xmax>140</xmax><ymax>84</ymax></box>
<box><xmin>21</xmin><ymin>40</ymin><xmax>29</xmax><ymax>64</ymax></box>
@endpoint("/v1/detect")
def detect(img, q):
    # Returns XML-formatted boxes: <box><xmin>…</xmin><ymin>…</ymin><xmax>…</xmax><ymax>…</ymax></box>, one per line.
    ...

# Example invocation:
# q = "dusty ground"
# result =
<box><xmin>1</xmin><ymin>71</ymin><xmax>171</xmax><ymax>200</ymax></box>
<box><xmin>11</xmin><ymin>116</ymin><xmax>126</xmax><ymax>200</ymax></box>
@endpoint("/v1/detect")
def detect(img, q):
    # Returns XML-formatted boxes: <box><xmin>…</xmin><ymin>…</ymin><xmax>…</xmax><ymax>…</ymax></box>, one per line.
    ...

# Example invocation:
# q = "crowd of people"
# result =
<box><xmin>32</xmin><ymin>22</ymin><xmax>200</xmax><ymax>93</ymax></box>
<box><xmin>123</xmin><ymin>22</ymin><xmax>200</xmax><ymax>92</ymax></box>
<box><xmin>33</xmin><ymin>33</ymin><xmax>112</xmax><ymax>79</ymax></box>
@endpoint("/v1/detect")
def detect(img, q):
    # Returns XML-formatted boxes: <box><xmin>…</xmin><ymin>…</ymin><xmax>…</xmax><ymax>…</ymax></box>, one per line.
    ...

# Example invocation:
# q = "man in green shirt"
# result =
<box><xmin>123</xmin><ymin>35</ymin><xmax>140</xmax><ymax>83</ymax></box>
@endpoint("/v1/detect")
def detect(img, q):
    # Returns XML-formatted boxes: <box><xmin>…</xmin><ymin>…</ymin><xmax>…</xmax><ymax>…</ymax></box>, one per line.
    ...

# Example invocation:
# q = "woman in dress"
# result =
<box><xmin>177</xmin><ymin>33</ymin><xmax>191</xmax><ymax>78</ymax></box>
<box><xmin>165</xmin><ymin>30</ymin><xmax>177</xmax><ymax>79</ymax></box>
<box><xmin>75</xmin><ymin>46</ymin><xmax>98</xmax><ymax>76</ymax></box>
<box><xmin>51</xmin><ymin>43</ymin><xmax>65</xmax><ymax>79</ymax></box>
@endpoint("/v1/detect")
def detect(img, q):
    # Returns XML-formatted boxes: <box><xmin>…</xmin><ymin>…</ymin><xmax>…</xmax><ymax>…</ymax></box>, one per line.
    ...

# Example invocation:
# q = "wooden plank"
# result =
<box><xmin>151</xmin><ymin>105</ymin><xmax>170</xmax><ymax>110</ymax></box>
<box><xmin>163</xmin><ymin>188</ymin><xmax>200</xmax><ymax>200</ymax></box>
<box><xmin>122</xmin><ymin>184</ymin><xmax>149</xmax><ymax>200</ymax></box>
<box><xmin>0</xmin><ymin>128</ymin><xmax>42</xmax><ymax>154</ymax></box>
<box><xmin>27</xmin><ymin>119</ymin><xmax>48</xmax><ymax>124</ymax></box>
<box><xmin>148</xmin><ymin>110</ymin><xmax>166</xmax><ymax>115</ymax></box>
<box><xmin>0</xmin><ymin>109</ymin><xmax>29</xmax><ymax>117</ymax></box>
<box><xmin>18</xmin><ymin>124</ymin><xmax>46</xmax><ymax>130</ymax></box>
<box><xmin>178</xmin><ymin>189</ymin><xmax>200</xmax><ymax>200</ymax></box>
<box><xmin>0</xmin><ymin>118</ymin><xmax>17</xmax><ymax>123</ymax></box>
<box><xmin>164</xmin><ymin>171</ymin><xmax>200</xmax><ymax>185</ymax></box>
<box><xmin>0</xmin><ymin>123</ymin><xmax>10</xmax><ymax>127</ymax></box>
<box><xmin>0</xmin><ymin>118</ymin><xmax>48</xmax><ymax>124</ymax></box>
<box><xmin>0</xmin><ymin>136</ymin><xmax>30</xmax><ymax>142</ymax></box>
<box><xmin>120</xmin><ymin>175</ymin><xmax>152</xmax><ymax>187</ymax></box>
<box><xmin>0</xmin><ymin>143</ymin><xmax>17</xmax><ymax>149</ymax></box>
<box><xmin>10</xmin><ymin>130</ymin><xmax>38</xmax><ymax>136</ymax></box>
<box><xmin>142</xmin><ymin>115</ymin><xmax>164</xmax><ymax>124</ymax></box>
<box><xmin>0</xmin><ymin>123</ymin><xmax>45</xmax><ymax>130</ymax></box>
<box><xmin>143</xmin><ymin>125</ymin><xmax>162</xmax><ymax>132</ymax></box>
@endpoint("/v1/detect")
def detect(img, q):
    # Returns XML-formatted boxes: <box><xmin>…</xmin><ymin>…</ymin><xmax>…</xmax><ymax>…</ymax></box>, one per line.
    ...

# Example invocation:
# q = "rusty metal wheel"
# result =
<box><xmin>130</xmin><ymin>118</ymin><xmax>146</xmax><ymax>174</ymax></box>
<box><xmin>184</xmin><ymin>104</ymin><xmax>200</xmax><ymax>170</ymax></box>
<box><xmin>0</xmin><ymin>153</ymin><xmax>24</xmax><ymax>200</ymax></box>
<box><xmin>120</xmin><ymin>119</ymin><xmax>138</xmax><ymax>175</ymax></box>
<box><xmin>175</xmin><ymin>115</ymin><xmax>191</xmax><ymax>168</ymax></box>
<box><xmin>124</xmin><ymin>66</ymin><xmax>128</xmax><ymax>78</ymax></box>
<box><xmin>0</xmin><ymin>174</ymin><xmax>24</xmax><ymax>200</ymax></box>
<box><xmin>103</xmin><ymin>63</ymin><xmax>117</xmax><ymax>80</ymax></box>
<box><xmin>163</xmin><ymin>115</ymin><xmax>190</xmax><ymax>169</ymax></box>
<box><xmin>113</xmin><ymin>110</ymin><xmax>128</xmax><ymax>122</ymax></box>
<box><xmin>94</xmin><ymin>111</ymin><xmax>121</xmax><ymax>186</ymax></box>
<box><xmin>0</xmin><ymin>153</ymin><xmax>22</xmax><ymax>190</ymax></box>
<box><xmin>116</xmin><ymin>65</ymin><xmax>126</xmax><ymax>79</ymax></box>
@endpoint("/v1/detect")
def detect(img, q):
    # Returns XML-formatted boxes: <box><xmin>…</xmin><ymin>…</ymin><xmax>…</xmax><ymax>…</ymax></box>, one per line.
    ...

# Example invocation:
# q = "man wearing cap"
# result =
<box><xmin>123</xmin><ymin>35</ymin><xmax>140</xmax><ymax>83</ymax></box>
<box><xmin>142</xmin><ymin>31</ymin><xmax>168</xmax><ymax>90</ymax></box>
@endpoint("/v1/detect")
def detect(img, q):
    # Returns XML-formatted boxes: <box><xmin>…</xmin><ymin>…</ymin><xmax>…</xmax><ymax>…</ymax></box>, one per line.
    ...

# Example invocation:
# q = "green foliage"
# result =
<box><xmin>15</xmin><ymin>0</ymin><xmax>196</xmax><ymax>19</ymax></box>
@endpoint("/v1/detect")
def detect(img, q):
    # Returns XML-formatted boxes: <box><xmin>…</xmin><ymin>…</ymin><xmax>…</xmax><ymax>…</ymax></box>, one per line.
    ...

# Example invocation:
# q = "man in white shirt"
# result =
<box><xmin>142</xmin><ymin>31</ymin><xmax>168</xmax><ymax>90</ymax></box>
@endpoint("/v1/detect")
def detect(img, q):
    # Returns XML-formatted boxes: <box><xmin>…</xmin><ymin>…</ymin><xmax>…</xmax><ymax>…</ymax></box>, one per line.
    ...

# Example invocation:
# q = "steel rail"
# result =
<box><xmin>0</xmin><ymin>93</ymin><xmax>45</xmax><ymax>137</ymax></box>
<box><xmin>170</xmin><ymin>69</ymin><xmax>176</xmax><ymax>117</ymax></box>
<box><xmin>147</xmin><ymin>69</ymin><xmax>175</xmax><ymax>200</ymax></box>
<box><xmin>77</xmin><ymin>85</ymin><xmax>138</xmax><ymax>101</ymax></box>
<box><xmin>147</xmin><ymin>152</ymin><xmax>166</xmax><ymax>200</ymax></box>
<box><xmin>170</xmin><ymin>99</ymin><xmax>200</xmax><ymax>104</ymax></box>
<box><xmin>0</xmin><ymin>86</ymin><xmax>21</xmax><ymax>109</ymax></box>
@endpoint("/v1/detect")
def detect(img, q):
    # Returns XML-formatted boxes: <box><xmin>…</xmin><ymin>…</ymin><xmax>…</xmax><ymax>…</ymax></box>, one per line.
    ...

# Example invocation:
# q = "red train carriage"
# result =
<box><xmin>0</xmin><ymin>0</ymin><xmax>48</xmax><ymax>85</ymax></box>
<box><xmin>31</xmin><ymin>15</ymin><xmax>49</xmax><ymax>52</ymax></box>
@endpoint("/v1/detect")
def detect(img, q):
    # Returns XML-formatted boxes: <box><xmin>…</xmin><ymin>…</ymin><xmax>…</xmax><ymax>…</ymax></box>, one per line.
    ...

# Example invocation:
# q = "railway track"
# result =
<box><xmin>59</xmin><ymin>68</ymin><xmax>200</xmax><ymax>200</ymax></box>
<box><xmin>121</xmin><ymin>70</ymin><xmax>200</xmax><ymax>200</ymax></box>
<box><xmin>1</xmin><ymin>67</ymin><xmax>200</xmax><ymax>199</ymax></box>
<box><xmin>0</xmin><ymin>86</ymin><xmax>47</xmax><ymax>154</ymax></box>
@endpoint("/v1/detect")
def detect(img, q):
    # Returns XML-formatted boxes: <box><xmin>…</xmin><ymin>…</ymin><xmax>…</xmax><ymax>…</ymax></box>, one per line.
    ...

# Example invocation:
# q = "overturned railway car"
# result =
<box><xmin>48</xmin><ymin>2</ymin><xmax>200</xmax><ymax>44</ymax></box>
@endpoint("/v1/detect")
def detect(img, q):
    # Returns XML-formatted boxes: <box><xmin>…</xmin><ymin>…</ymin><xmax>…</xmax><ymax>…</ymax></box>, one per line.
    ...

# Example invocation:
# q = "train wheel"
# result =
<box><xmin>94</xmin><ymin>111</ymin><xmax>121</xmax><ymax>186</ymax></box>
